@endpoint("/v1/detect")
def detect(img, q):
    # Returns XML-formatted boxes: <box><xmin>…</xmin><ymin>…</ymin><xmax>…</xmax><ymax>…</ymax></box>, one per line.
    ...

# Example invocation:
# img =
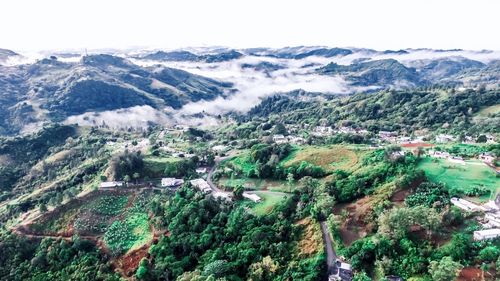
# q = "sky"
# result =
<box><xmin>1</xmin><ymin>0</ymin><xmax>500</xmax><ymax>52</ymax></box>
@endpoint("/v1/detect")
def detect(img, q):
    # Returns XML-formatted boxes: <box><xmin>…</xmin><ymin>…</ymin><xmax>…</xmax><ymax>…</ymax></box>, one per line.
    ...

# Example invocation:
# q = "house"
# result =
<box><xmin>428</xmin><ymin>150</ymin><xmax>450</xmax><ymax>159</ymax></box>
<box><xmin>190</xmin><ymin>179</ymin><xmax>212</xmax><ymax>193</ymax></box>
<box><xmin>479</xmin><ymin>152</ymin><xmax>495</xmax><ymax>164</ymax></box>
<box><xmin>474</xmin><ymin>228</ymin><xmax>500</xmax><ymax>241</ymax></box>
<box><xmin>312</xmin><ymin>126</ymin><xmax>334</xmax><ymax>136</ymax></box>
<box><xmin>161</xmin><ymin>178</ymin><xmax>184</xmax><ymax>188</ymax></box>
<box><xmin>273</xmin><ymin>134</ymin><xmax>288</xmax><ymax>144</ymax></box>
<box><xmin>329</xmin><ymin>259</ymin><xmax>353</xmax><ymax>281</ymax></box>
<box><xmin>196</xmin><ymin>167</ymin><xmax>208</xmax><ymax>174</ymax></box>
<box><xmin>450</xmin><ymin>197</ymin><xmax>484</xmax><ymax>212</ymax></box>
<box><xmin>486</xmin><ymin>134</ymin><xmax>496</xmax><ymax>144</ymax></box>
<box><xmin>243</xmin><ymin>192</ymin><xmax>262</xmax><ymax>203</ymax></box>
<box><xmin>99</xmin><ymin>181</ymin><xmax>124</xmax><ymax>188</ymax></box>
<box><xmin>213</xmin><ymin>192</ymin><xmax>232</xmax><ymax>201</ymax></box>
<box><xmin>448</xmin><ymin>156</ymin><xmax>465</xmax><ymax>165</ymax></box>
<box><xmin>288</xmin><ymin>136</ymin><xmax>306</xmax><ymax>145</ymax></box>
<box><xmin>435</xmin><ymin>134</ymin><xmax>455</xmax><ymax>143</ymax></box>
<box><xmin>485</xmin><ymin>214</ymin><xmax>500</xmax><ymax>228</ymax></box>
<box><xmin>212</xmin><ymin>145</ymin><xmax>228</xmax><ymax>153</ymax></box>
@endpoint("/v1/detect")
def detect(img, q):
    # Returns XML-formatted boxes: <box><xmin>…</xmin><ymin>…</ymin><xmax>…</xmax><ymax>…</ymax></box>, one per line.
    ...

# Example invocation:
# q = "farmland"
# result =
<box><xmin>23</xmin><ymin>189</ymin><xmax>155</xmax><ymax>255</ymax></box>
<box><xmin>418</xmin><ymin>157</ymin><xmax>500</xmax><ymax>201</ymax></box>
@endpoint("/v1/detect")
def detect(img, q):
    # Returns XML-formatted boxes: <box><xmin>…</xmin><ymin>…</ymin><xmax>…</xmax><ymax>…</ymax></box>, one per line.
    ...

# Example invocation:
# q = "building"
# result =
<box><xmin>329</xmin><ymin>260</ymin><xmax>353</xmax><ymax>281</ymax></box>
<box><xmin>479</xmin><ymin>152</ymin><xmax>495</xmax><ymax>164</ymax></box>
<box><xmin>448</xmin><ymin>156</ymin><xmax>465</xmax><ymax>165</ymax></box>
<box><xmin>385</xmin><ymin>276</ymin><xmax>403</xmax><ymax>281</ymax></box>
<box><xmin>428</xmin><ymin>150</ymin><xmax>450</xmax><ymax>159</ymax></box>
<box><xmin>196</xmin><ymin>167</ymin><xmax>208</xmax><ymax>174</ymax></box>
<box><xmin>212</xmin><ymin>145</ymin><xmax>228</xmax><ymax>153</ymax></box>
<box><xmin>243</xmin><ymin>192</ymin><xmax>262</xmax><ymax>203</ymax></box>
<box><xmin>474</xmin><ymin>228</ymin><xmax>500</xmax><ymax>241</ymax></box>
<box><xmin>450</xmin><ymin>197</ymin><xmax>484</xmax><ymax>212</ymax></box>
<box><xmin>99</xmin><ymin>181</ymin><xmax>124</xmax><ymax>188</ymax></box>
<box><xmin>161</xmin><ymin>178</ymin><xmax>184</xmax><ymax>188</ymax></box>
<box><xmin>213</xmin><ymin>192</ymin><xmax>232</xmax><ymax>201</ymax></box>
<box><xmin>273</xmin><ymin>134</ymin><xmax>287</xmax><ymax>144</ymax></box>
<box><xmin>190</xmin><ymin>179</ymin><xmax>212</xmax><ymax>193</ymax></box>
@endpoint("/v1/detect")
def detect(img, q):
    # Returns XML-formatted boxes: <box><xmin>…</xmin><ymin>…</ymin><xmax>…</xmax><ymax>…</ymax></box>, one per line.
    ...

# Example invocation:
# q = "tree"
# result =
<box><xmin>233</xmin><ymin>185</ymin><xmax>244</xmax><ymax>200</ymax></box>
<box><xmin>123</xmin><ymin>175</ymin><xmax>131</xmax><ymax>184</ymax></box>
<box><xmin>429</xmin><ymin>256</ymin><xmax>463</xmax><ymax>281</ymax></box>
<box><xmin>133</xmin><ymin>172</ymin><xmax>140</xmax><ymax>184</ymax></box>
<box><xmin>287</xmin><ymin>173</ymin><xmax>294</xmax><ymax>193</ymax></box>
<box><xmin>477</xmin><ymin>135</ymin><xmax>487</xmax><ymax>143</ymax></box>
<box><xmin>479</xmin><ymin>246</ymin><xmax>500</xmax><ymax>262</ymax></box>
<box><xmin>248</xmin><ymin>256</ymin><xmax>279</xmax><ymax>281</ymax></box>
<box><xmin>39</xmin><ymin>203</ymin><xmax>47</xmax><ymax>213</ymax></box>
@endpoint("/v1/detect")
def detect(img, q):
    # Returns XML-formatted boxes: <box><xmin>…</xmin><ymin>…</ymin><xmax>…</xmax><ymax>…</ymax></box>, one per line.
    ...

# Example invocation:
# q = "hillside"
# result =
<box><xmin>0</xmin><ymin>54</ymin><xmax>232</xmax><ymax>135</ymax></box>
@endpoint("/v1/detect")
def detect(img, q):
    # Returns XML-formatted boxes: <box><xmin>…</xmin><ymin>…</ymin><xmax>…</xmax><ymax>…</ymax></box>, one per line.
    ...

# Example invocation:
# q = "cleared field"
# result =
<box><xmin>219</xmin><ymin>177</ymin><xmax>290</xmax><ymax>192</ymax></box>
<box><xmin>251</xmin><ymin>191</ymin><xmax>287</xmax><ymax>215</ymax></box>
<box><xmin>281</xmin><ymin>145</ymin><xmax>364</xmax><ymax>172</ymax></box>
<box><xmin>418</xmin><ymin>158</ymin><xmax>500</xmax><ymax>200</ymax></box>
<box><xmin>143</xmin><ymin>156</ymin><xmax>180</xmax><ymax>177</ymax></box>
<box><xmin>476</xmin><ymin>104</ymin><xmax>500</xmax><ymax>116</ymax></box>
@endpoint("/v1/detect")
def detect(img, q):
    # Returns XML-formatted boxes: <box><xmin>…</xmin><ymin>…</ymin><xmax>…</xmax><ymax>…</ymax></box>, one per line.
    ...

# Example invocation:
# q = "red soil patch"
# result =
<box><xmin>113</xmin><ymin>245</ymin><xmax>150</xmax><ymax>278</ymax></box>
<box><xmin>457</xmin><ymin>267</ymin><xmax>489</xmax><ymax>281</ymax></box>
<box><xmin>401</xmin><ymin>142</ymin><xmax>434</xmax><ymax>148</ymax></box>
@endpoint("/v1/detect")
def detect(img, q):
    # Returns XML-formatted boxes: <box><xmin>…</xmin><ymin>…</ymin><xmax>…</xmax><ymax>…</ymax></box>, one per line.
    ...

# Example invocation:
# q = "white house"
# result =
<box><xmin>479</xmin><ymin>152</ymin><xmax>495</xmax><ymax>164</ymax></box>
<box><xmin>213</xmin><ymin>192</ymin><xmax>232</xmax><ymax>201</ymax></box>
<box><xmin>212</xmin><ymin>145</ymin><xmax>228</xmax><ymax>153</ymax></box>
<box><xmin>99</xmin><ymin>181</ymin><xmax>124</xmax><ymax>188</ymax></box>
<box><xmin>428</xmin><ymin>150</ymin><xmax>450</xmax><ymax>159</ymax></box>
<box><xmin>448</xmin><ymin>156</ymin><xmax>465</xmax><ymax>165</ymax></box>
<box><xmin>196</xmin><ymin>167</ymin><xmax>208</xmax><ymax>174</ymax></box>
<box><xmin>273</xmin><ymin>134</ymin><xmax>287</xmax><ymax>144</ymax></box>
<box><xmin>190</xmin><ymin>179</ymin><xmax>212</xmax><ymax>193</ymax></box>
<box><xmin>474</xmin><ymin>228</ymin><xmax>500</xmax><ymax>241</ymax></box>
<box><xmin>243</xmin><ymin>192</ymin><xmax>262</xmax><ymax>203</ymax></box>
<box><xmin>451</xmin><ymin>197</ymin><xmax>484</xmax><ymax>212</ymax></box>
<box><xmin>161</xmin><ymin>178</ymin><xmax>184</xmax><ymax>188</ymax></box>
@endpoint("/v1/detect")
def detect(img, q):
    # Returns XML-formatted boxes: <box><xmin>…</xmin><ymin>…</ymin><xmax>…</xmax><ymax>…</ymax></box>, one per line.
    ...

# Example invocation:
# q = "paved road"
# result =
<box><xmin>320</xmin><ymin>221</ymin><xmax>338</xmax><ymax>276</ymax></box>
<box><xmin>207</xmin><ymin>156</ymin><xmax>231</xmax><ymax>193</ymax></box>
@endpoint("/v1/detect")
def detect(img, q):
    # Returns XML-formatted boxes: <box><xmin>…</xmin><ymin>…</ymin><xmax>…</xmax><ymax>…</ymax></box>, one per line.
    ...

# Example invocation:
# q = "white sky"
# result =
<box><xmin>1</xmin><ymin>0</ymin><xmax>500</xmax><ymax>52</ymax></box>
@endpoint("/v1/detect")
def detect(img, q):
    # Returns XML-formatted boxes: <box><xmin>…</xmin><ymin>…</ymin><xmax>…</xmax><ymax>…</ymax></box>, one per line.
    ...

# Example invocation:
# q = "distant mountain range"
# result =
<box><xmin>0</xmin><ymin>46</ymin><xmax>499</xmax><ymax>135</ymax></box>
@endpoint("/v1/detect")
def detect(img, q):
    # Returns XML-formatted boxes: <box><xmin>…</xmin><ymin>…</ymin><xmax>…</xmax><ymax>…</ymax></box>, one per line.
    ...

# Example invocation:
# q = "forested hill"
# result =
<box><xmin>244</xmin><ymin>88</ymin><xmax>500</xmax><ymax>134</ymax></box>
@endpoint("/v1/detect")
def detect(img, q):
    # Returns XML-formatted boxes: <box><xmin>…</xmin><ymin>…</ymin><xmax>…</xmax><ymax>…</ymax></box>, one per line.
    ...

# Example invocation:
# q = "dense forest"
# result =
<box><xmin>243</xmin><ymin>88</ymin><xmax>500</xmax><ymax>134</ymax></box>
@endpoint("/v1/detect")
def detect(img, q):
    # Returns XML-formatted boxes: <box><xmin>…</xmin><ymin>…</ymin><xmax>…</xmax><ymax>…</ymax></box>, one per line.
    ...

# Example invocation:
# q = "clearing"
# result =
<box><xmin>281</xmin><ymin>145</ymin><xmax>365</xmax><ymax>173</ymax></box>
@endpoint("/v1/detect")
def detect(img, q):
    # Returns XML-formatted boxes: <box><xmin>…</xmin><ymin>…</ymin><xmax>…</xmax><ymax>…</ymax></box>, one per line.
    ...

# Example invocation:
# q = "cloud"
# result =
<box><xmin>132</xmin><ymin>54</ymin><xmax>371</xmax><ymax>115</ymax></box>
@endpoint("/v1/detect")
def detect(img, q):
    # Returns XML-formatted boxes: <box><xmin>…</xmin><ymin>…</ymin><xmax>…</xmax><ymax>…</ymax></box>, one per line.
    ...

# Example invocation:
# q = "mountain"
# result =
<box><xmin>139</xmin><ymin>50</ymin><xmax>243</xmax><ymax>63</ymax></box>
<box><xmin>0</xmin><ymin>54</ymin><xmax>232</xmax><ymax>135</ymax></box>
<box><xmin>141</xmin><ymin>50</ymin><xmax>199</xmax><ymax>61</ymax></box>
<box><xmin>0</xmin><ymin>48</ymin><xmax>20</xmax><ymax>64</ymax></box>
<box><xmin>318</xmin><ymin>59</ymin><xmax>422</xmax><ymax>87</ymax></box>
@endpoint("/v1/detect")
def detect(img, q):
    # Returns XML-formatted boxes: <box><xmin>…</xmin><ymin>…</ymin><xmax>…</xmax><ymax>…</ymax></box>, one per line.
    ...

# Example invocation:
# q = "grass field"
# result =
<box><xmin>251</xmin><ymin>191</ymin><xmax>287</xmax><ymax>215</ymax></box>
<box><xmin>227</xmin><ymin>153</ymin><xmax>256</xmax><ymax>175</ymax></box>
<box><xmin>219</xmin><ymin>177</ymin><xmax>291</xmax><ymax>192</ymax></box>
<box><xmin>418</xmin><ymin>157</ymin><xmax>499</xmax><ymax>200</ymax></box>
<box><xmin>143</xmin><ymin>156</ymin><xmax>180</xmax><ymax>177</ymax></box>
<box><xmin>476</xmin><ymin>104</ymin><xmax>500</xmax><ymax>117</ymax></box>
<box><xmin>281</xmin><ymin>145</ymin><xmax>364</xmax><ymax>172</ymax></box>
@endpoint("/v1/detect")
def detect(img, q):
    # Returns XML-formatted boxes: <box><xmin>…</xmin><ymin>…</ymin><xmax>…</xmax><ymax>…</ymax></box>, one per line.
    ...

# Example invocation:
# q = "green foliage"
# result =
<box><xmin>428</xmin><ymin>256</ymin><xmax>463</xmax><ymax>281</ymax></box>
<box><xmin>405</xmin><ymin>182</ymin><xmax>450</xmax><ymax>208</ymax></box>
